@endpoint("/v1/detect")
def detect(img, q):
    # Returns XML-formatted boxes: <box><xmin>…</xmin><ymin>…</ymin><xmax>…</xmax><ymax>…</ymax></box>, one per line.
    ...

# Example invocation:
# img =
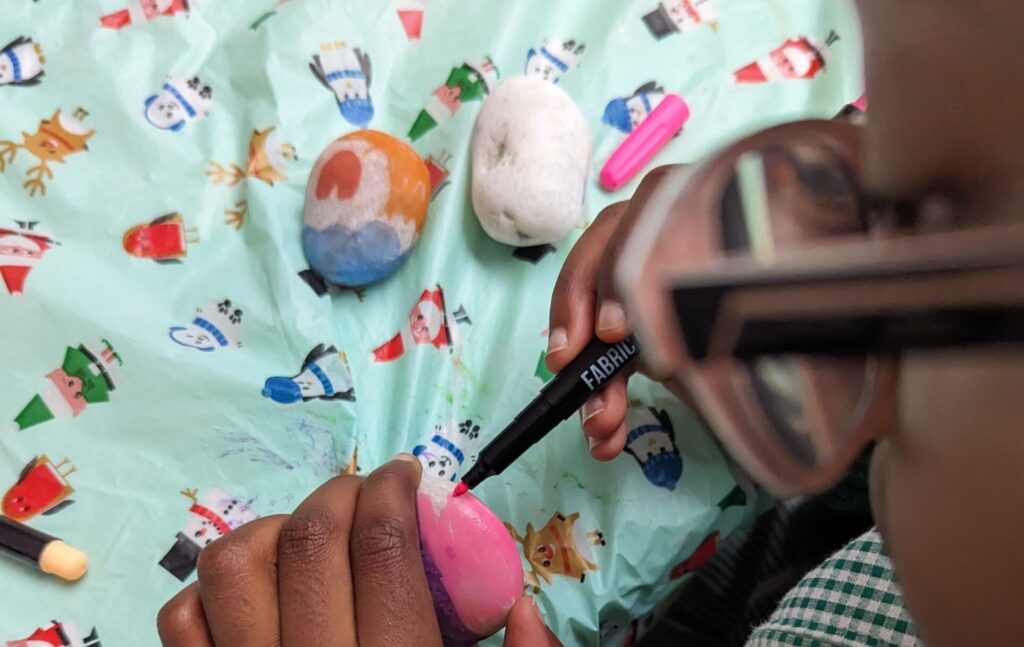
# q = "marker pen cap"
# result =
<box><xmin>39</xmin><ymin>541</ymin><xmax>89</xmax><ymax>581</ymax></box>
<box><xmin>600</xmin><ymin>94</ymin><xmax>690</xmax><ymax>192</ymax></box>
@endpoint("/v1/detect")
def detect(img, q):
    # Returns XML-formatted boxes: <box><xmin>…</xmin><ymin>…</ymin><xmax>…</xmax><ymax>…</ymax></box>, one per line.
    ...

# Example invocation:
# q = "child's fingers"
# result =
<box><xmin>157</xmin><ymin>582</ymin><xmax>215</xmax><ymax>647</ymax></box>
<box><xmin>581</xmin><ymin>375</ymin><xmax>629</xmax><ymax>444</ymax></box>
<box><xmin>547</xmin><ymin>201</ymin><xmax>628</xmax><ymax>374</ymax></box>
<box><xmin>503</xmin><ymin>597</ymin><xmax>562</xmax><ymax>647</ymax></box>
<box><xmin>594</xmin><ymin>165</ymin><xmax>683</xmax><ymax>344</ymax></box>
<box><xmin>589</xmin><ymin>422</ymin><xmax>628</xmax><ymax>462</ymax></box>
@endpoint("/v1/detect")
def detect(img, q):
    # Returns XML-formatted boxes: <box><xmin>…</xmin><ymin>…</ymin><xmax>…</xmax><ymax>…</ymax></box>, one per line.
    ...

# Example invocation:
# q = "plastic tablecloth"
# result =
<box><xmin>0</xmin><ymin>0</ymin><xmax>863</xmax><ymax>644</ymax></box>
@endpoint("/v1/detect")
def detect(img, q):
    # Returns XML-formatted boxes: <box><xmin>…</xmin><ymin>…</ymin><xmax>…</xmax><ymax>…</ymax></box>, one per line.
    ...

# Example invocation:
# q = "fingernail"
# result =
<box><xmin>587</xmin><ymin>435</ymin><xmax>599</xmax><ymax>451</ymax></box>
<box><xmin>546</xmin><ymin>328</ymin><xmax>568</xmax><ymax>356</ymax></box>
<box><xmin>394</xmin><ymin>452</ymin><xmax>418</xmax><ymax>463</ymax></box>
<box><xmin>581</xmin><ymin>395</ymin><xmax>606</xmax><ymax>424</ymax></box>
<box><xmin>597</xmin><ymin>301</ymin><xmax>627</xmax><ymax>333</ymax></box>
<box><xmin>526</xmin><ymin>596</ymin><xmax>543</xmax><ymax>621</ymax></box>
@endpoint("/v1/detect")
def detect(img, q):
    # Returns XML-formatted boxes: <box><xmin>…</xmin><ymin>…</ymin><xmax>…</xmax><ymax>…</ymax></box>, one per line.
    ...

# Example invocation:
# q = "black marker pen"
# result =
<box><xmin>454</xmin><ymin>335</ymin><xmax>640</xmax><ymax>496</ymax></box>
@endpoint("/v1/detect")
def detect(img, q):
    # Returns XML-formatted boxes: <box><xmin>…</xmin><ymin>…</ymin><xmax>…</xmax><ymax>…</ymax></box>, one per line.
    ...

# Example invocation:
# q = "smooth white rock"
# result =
<box><xmin>471</xmin><ymin>76</ymin><xmax>591</xmax><ymax>246</ymax></box>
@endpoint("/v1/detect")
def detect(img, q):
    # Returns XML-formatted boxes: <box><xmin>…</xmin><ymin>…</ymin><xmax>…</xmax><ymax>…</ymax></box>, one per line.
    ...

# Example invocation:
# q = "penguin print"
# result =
<box><xmin>310</xmin><ymin>41</ymin><xmax>374</xmax><ymax>128</ymax></box>
<box><xmin>261</xmin><ymin>344</ymin><xmax>356</xmax><ymax>405</ymax></box>
<box><xmin>603</xmin><ymin>82</ymin><xmax>666</xmax><ymax>134</ymax></box>
<box><xmin>0</xmin><ymin>36</ymin><xmax>45</xmax><ymax>87</ymax></box>
<box><xmin>623</xmin><ymin>406</ymin><xmax>683</xmax><ymax>491</ymax></box>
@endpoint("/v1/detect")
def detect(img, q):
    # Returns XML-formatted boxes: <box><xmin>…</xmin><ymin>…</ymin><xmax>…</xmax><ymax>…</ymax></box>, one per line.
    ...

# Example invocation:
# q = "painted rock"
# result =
<box><xmin>417</xmin><ymin>476</ymin><xmax>523</xmax><ymax>647</ymax></box>
<box><xmin>471</xmin><ymin>76</ymin><xmax>590</xmax><ymax>246</ymax></box>
<box><xmin>303</xmin><ymin>130</ymin><xmax>431</xmax><ymax>287</ymax></box>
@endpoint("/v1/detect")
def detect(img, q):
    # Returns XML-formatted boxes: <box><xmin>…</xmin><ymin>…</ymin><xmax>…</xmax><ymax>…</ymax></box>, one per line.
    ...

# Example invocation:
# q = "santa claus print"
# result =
<box><xmin>100</xmin><ymin>0</ymin><xmax>188</xmax><ymax>29</ymax></box>
<box><xmin>159</xmin><ymin>486</ymin><xmax>259</xmax><ymax>581</ymax></box>
<box><xmin>669</xmin><ymin>532</ymin><xmax>718</xmax><ymax>580</ymax></box>
<box><xmin>423</xmin><ymin>150</ymin><xmax>451</xmax><ymax>201</ymax></box>
<box><xmin>642</xmin><ymin>0</ymin><xmax>719</xmax><ymax>40</ymax></box>
<box><xmin>525</xmin><ymin>38</ymin><xmax>585</xmax><ymax>84</ymax></box>
<box><xmin>396</xmin><ymin>0</ymin><xmax>425</xmax><ymax>40</ymax></box>
<box><xmin>412</xmin><ymin>419</ymin><xmax>481</xmax><ymax>481</ymax></box>
<box><xmin>734</xmin><ymin>32</ymin><xmax>839</xmax><ymax>84</ymax></box>
<box><xmin>261</xmin><ymin>343</ymin><xmax>356</xmax><ymax>404</ymax></box>
<box><xmin>144</xmin><ymin>75</ymin><xmax>212</xmax><ymax>132</ymax></box>
<box><xmin>168</xmin><ymin>299</ymin><xmax>244</xmax><ymax>352</ymax></box>
<box><xmin>207</xmin><ymin>126</ymin><xmax>297</xmax><ymax>187</ymax></box>
<box><xmin>0</xmin><ymin>221</ymin><xmax>58</xmax><ymax>298</ymax></box>
<box><xmin>370</xmin><ymin>285</ymin><xmax>471</xmax><ymax>362</ymax></box>
<box><xmin>0</xmin><ymin>108</ymin><xmax>94</xmax><ymax>197</ymax></box>
<box><xmin>310</xmin><ymin>41</ymin><xmax>375</xmax><ymax>129</ymax></box>
<box><xmin>2</xmin><ymin>455</ymin><xmax>77</xmax><ymax>521</ymax></box>
<box><xmin>122</xmin><ymin>213</ymin><xmax>198</xmax><ymax>263</ymax></box>
<box><xmin>408</xmin><ymin>58</ymin><xmax>499</xmax><ymax>141</ymax></box>
<box><xmin>603</xmin><ymin>81</ymin><xmax>666</xmax><ymax>134</ymax></box>
<box><xmin>12</xmin><ymin>340</ymin><xmax>123</xmax><ymax>432</ymax></box>
<box><xmin>0</xmin><ymin>36</ymin><xmax>45</xmax><ymax>87</ymax></box>
<box><xmin>5</xmin><ymin>621</ymin><xmax>101</xmax><ymax>647</ymax></box>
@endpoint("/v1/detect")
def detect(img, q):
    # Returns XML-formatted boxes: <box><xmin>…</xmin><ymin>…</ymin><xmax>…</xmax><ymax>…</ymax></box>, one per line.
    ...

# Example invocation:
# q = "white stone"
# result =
<box><xmin>471</xmin><ymin>76</ymin><xmax>591</xmax><ymax>246</ymax></box>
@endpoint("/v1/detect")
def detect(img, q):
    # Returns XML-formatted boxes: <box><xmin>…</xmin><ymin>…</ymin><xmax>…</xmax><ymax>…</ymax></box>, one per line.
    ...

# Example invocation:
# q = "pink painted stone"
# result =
<box><xmin>417</xmin><ymin>477</ymin><xmax>523</xmax><ymax>646</ymax></box>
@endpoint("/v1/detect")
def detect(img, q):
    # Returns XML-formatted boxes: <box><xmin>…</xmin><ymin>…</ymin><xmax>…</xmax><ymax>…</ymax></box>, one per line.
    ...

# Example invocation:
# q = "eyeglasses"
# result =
<box><xmin>616</xmin><ymin>119</ymin><xmax>1024</xmax><ymax>496</ymax></box>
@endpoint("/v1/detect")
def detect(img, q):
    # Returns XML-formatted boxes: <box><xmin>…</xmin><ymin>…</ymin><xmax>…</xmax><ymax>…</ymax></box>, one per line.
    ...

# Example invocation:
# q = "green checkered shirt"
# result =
<box><xmin>747</xmin><ymin>529</ymin><xmax>923</xmax><ymax>647</ymax></box>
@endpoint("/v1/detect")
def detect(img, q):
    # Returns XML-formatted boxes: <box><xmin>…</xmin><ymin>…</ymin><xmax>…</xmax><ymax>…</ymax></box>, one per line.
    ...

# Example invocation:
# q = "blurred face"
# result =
<box><xmin>857</xmin><ymin>1</ymin><xmax>1024</xmax><ymax>643</ymax></box>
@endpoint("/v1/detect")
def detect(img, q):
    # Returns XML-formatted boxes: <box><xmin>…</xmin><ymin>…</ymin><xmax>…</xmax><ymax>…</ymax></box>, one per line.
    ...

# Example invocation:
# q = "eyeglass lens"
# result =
<box><xmin>719</xmin><ymin>141</ymin><xmax>876</xmax><ymax>467</ymax></box>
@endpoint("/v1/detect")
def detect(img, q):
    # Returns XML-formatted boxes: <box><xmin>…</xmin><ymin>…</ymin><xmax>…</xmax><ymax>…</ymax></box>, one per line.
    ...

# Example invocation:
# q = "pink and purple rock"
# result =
<box><xmin>417</xmin><ymin>477</ymin><xmax>524</xmax><ymax>646</ymax></box>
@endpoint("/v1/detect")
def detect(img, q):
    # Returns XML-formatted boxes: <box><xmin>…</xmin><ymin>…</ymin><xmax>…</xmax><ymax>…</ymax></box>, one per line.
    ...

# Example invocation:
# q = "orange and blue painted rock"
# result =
<box><xmin>303</xmin><ymin>131</ymin><xmax>430</xmax><ymax>287</ymax></box>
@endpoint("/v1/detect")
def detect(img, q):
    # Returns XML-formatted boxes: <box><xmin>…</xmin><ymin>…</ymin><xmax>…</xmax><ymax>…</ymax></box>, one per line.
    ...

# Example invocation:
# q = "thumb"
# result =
<box><xmin>504</xmin><ymin>597</ymin><xmax>562</xmax><ymax>647</ymax></box>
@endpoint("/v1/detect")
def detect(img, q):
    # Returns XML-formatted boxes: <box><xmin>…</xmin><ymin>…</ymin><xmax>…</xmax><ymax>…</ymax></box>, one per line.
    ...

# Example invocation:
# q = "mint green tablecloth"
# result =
<box><xmin>0</xmin><ymin>1</ymin><xmax>862</xmax><ymax>644</ymax></box>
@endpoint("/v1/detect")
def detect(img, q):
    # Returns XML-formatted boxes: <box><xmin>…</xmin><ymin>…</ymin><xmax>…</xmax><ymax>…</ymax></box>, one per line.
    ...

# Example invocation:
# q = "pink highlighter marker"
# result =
<box><xmin>600</xmin><ymin>93</ymin><xmax>691</xmax><ymax>192</ymax></box>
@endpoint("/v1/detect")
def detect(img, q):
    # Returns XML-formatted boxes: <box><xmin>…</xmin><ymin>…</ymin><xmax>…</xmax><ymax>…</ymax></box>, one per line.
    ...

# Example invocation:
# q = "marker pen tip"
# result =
<box><xmin>452</xmin><ymin>482</ymin><xmax>469</xmax><ymax>497</ymax></box>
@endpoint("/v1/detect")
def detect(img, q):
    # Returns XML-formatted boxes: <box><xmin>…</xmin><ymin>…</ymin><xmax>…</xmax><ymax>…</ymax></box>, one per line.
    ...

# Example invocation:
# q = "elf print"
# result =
<box><xmin>100</xmin><ymin>0</ymin><xmax>188</xmax><ymax>29</ymax></box>
<box><xmin>0</xmin><ymin>221</ymin><xmax>58</xmax><ymax>298</ymax></box>
<box><xmin>2</xmin><ymin>455</ymin><xmax>77</xmax><ymax>521</ymax></box>
<box><xmin>168</xmin><ymin>299</ymin><xmax>244</xmax><ymax>352</ymax></box>
<box><xmin>122</xmin><ymin>213</ymin><xmax>198</xmax><ymax>263</ymax></box>
<box><xmin>310</xmin><ymin>41</ymin><xmax>375</xmax><ymax>129</ymax></box>
<box><xmin>261</xmin><ymin>344</ymin><xmax>356</xmax><ymax>405</ymax></box>
<box><xmin>0</xmin><ymin>108</ymin><xmax>94</xmax><ymax>197</ymax></box>
<box><xmin>0</xmin><ymin>36</ymin><xmax>45</xmax><ymax>87</ymax></box>
<box><xmin>525</xmin><ymin>38</ymin><xmax>585</xmax><ymax>84</ymax></box>
<box><xmin>12</xmin><ymin>340</ymin><xmax>123</xmax><ymax>432</ymax></box>
<box><xmin>159</xmin><ymin>487</ymin><xmax>259</xmax><ymax>581</ymax></box>
<box><xmin>5</xmin><ymin>621</ymin><xmax>101</xmax><ymax>647</ymax></box>
<box><xmin>250</xmin><ymin>0</ymin><xmax>292</xmax><ymax>30</ymax></box>
<box><xmin>144</xmin><ymin>76</ymin><xmax>212</xmax><ymax>132</ymax></box>
<box><xmin>370</xmin><ymin>286</ymin><xmax>471</xmax><ymax>362</ymax></box>
<box><xmin>408</xmin><ymin>58</ymin><xmax>499</xmax><ymax>141</ymax></box>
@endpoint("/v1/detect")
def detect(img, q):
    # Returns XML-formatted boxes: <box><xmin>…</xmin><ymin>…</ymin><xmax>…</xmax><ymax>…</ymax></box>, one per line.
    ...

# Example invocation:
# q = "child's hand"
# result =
<box><xmin>547</xmin><ymin>165</ymin><xmax>695</xmax><ymax>461</ymax></box>
<box><xmin>157</xmin><ymin>456</ymin><xmax>558</xmax><ymax>647</ymax></box>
